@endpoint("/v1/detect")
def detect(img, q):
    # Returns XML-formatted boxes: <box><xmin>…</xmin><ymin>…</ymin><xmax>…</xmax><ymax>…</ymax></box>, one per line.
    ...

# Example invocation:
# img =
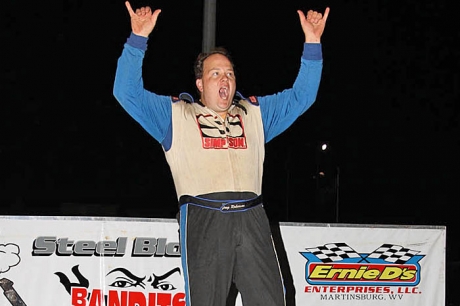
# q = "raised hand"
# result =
<box><xmin>297</xmin><ymin>7</ymin><xmax>330</xmax><ymax>43</ymax></box>
<box><xmin>125</xmin><ymin>1</ymin><xmax>162</xmax><ymax>37</ymax></box>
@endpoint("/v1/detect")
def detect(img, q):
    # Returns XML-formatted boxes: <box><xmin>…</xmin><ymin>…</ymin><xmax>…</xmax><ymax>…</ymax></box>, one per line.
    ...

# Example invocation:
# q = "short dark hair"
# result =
<box><xmin>194</xmin><ymin>47</ymin><xmax>234</xmax><ymax>79</ymax></box>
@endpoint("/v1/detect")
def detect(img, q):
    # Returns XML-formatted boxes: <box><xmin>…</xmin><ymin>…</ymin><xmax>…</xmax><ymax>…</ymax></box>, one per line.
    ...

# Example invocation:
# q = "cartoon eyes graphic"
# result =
<box><xmin>152</xmin><ymin>282</ymin><xmax>176</xmax><ymax>291</ymax></box>
<box><xmin>109</xmin><ymin>277</ymin><xmax>145</xmax><ymax>289</ymax></box>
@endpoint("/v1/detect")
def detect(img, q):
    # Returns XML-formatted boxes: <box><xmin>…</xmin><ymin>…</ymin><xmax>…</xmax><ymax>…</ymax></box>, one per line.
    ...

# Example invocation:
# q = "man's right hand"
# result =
<box><xmin>125</xmin><ymin>1</ymin><xmax>161</xmax><ymax>38</ymax></box>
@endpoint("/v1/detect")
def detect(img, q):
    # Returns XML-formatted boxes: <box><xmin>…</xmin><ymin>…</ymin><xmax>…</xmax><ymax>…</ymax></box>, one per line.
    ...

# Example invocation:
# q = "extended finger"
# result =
<box><xmin>125</xmin><ymin>1</ymin><xmax>135</xmax><ymax>16</ymax></box>
<box><xmin>296</xmin><ymin>10</ymin><xmax>306</xmax><ymax>21</ymax></box>
<box><xmin>322</xmin><ymin>7</ymin><xmax>330</xmax><ymax>23</ymax></box>
<box><xmin>151</xmin><ymin>8</ymin><xmax>162</xmax><ymax>22</ymax></box>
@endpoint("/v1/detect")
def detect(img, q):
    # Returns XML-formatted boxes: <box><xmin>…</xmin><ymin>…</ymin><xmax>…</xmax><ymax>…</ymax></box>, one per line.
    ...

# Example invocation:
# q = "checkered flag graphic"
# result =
<box><xmin>366</xmin><ymin>244</ymin><xmax>420</xmax><ymax>264</ymax></box>
<box><xmin>306</xmin><ymin>243</ymin><xmax>362</xmax><ymax>263</ymax></box>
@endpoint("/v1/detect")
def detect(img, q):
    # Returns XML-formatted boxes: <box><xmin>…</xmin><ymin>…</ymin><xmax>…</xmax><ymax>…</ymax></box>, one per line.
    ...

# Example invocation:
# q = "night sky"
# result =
<box><xmin>1</xmin><ymin>0</ymin><xmax>459</xmax><ymax>294</ymax></box>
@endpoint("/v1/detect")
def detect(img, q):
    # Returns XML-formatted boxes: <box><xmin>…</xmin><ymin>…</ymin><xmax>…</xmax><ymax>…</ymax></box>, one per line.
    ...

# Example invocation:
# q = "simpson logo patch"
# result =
<box><xmin>196</xmin><ymin>114</ymin><xmax>247</xmax><ymax>149</ymax></box>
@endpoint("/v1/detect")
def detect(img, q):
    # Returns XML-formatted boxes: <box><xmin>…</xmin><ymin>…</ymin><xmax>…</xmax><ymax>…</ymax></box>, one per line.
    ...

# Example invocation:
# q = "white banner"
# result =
<box><xmin>280</xmin><ymin>223</ymin><xmax>446</xmax><ymax>306</ymax></box>
<box><xmin>0</xmin><ymin>216</ymin><xmax>445</xmax><ymax>306</ymax></box>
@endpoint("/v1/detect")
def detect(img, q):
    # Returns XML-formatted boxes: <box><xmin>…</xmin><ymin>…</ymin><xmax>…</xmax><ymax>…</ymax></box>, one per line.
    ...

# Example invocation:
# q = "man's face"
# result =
<box><xmin>196</xmin><ymin>53</ymin><xmax>236</xmax><ymax>118</ymax></box>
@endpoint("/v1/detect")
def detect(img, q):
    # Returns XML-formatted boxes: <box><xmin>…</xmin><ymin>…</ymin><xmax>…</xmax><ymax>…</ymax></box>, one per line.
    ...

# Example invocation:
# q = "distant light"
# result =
<box><xmin>321</xmin><ymin>143</ymin><xmax>328</xmax><ymax>151</ymax></box>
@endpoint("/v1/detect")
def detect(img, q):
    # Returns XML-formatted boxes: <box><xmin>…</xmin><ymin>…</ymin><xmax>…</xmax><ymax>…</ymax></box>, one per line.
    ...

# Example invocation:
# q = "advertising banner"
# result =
<box><xmin>0</xmin><ymin>216</ymin><xmax>184</xmax><ymax>306</ymax></box>
<box><xmin>281</xmin><ymin>222</ymin><xmax>446</xmax><ymax>305</ymax></box>
<box><xmin>0</xmin><ymin>216</ymin><xmax>445</xmax><ymax>306</ymax></box>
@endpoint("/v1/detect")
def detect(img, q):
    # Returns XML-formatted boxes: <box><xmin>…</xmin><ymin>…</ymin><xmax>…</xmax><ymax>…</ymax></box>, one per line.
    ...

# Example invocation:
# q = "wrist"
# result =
<box><xmin>305</xmin><ymin>36</ymin><xmax>320</xmax><ymax>43</ymax></box>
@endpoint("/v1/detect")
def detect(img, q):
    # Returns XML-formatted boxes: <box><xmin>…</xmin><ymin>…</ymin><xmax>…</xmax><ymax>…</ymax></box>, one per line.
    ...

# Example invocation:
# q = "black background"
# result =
<box><xmin>1</xmin><ymin>0</ymin><xmax>458</xmax><ymax>303</ymax></box>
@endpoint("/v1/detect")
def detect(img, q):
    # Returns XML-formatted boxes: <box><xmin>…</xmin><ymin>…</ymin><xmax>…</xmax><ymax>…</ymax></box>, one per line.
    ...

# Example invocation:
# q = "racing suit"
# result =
<box><xmin>113</xmin><ymin>32</ymin><xmax>323</xmax><ymax>306</ymax></box>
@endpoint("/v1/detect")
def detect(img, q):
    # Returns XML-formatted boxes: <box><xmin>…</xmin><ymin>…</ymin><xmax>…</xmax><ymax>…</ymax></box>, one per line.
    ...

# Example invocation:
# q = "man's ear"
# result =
<box><xmin>196</xmin><ymin>79</ymin><xmax>203</xmax><ymax>92</ymax></box>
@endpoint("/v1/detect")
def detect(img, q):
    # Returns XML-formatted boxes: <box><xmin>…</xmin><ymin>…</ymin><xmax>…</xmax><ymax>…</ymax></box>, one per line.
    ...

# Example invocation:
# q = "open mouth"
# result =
<box><xmin>219</xmin><ymin>87</ymin><xmax>229</xmax><ymax>100</ymax></box>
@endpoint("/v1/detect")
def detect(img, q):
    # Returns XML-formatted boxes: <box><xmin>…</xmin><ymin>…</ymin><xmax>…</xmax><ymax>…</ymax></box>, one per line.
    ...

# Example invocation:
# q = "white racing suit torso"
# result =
<box><xmin>113</xmin><ymin>32</ymin><xmax>323</xmax><ymax>306</ymax></box>
<box><xmin>166</xmin><ymin>98</ymin><xmax>264</xmax><ymax>198</ymax></box>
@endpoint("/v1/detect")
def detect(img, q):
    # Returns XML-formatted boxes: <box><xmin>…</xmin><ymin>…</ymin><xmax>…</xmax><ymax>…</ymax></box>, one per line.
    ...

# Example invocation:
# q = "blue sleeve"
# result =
<box><xmin>260</xmin><ymin>43</ymin><xmax>323</xmax><ymax>143</ymax></box>
<box><xmin>113</xmin><ymin>32</ymin><xmax>172</xmax><ymax>144</ymax></box>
